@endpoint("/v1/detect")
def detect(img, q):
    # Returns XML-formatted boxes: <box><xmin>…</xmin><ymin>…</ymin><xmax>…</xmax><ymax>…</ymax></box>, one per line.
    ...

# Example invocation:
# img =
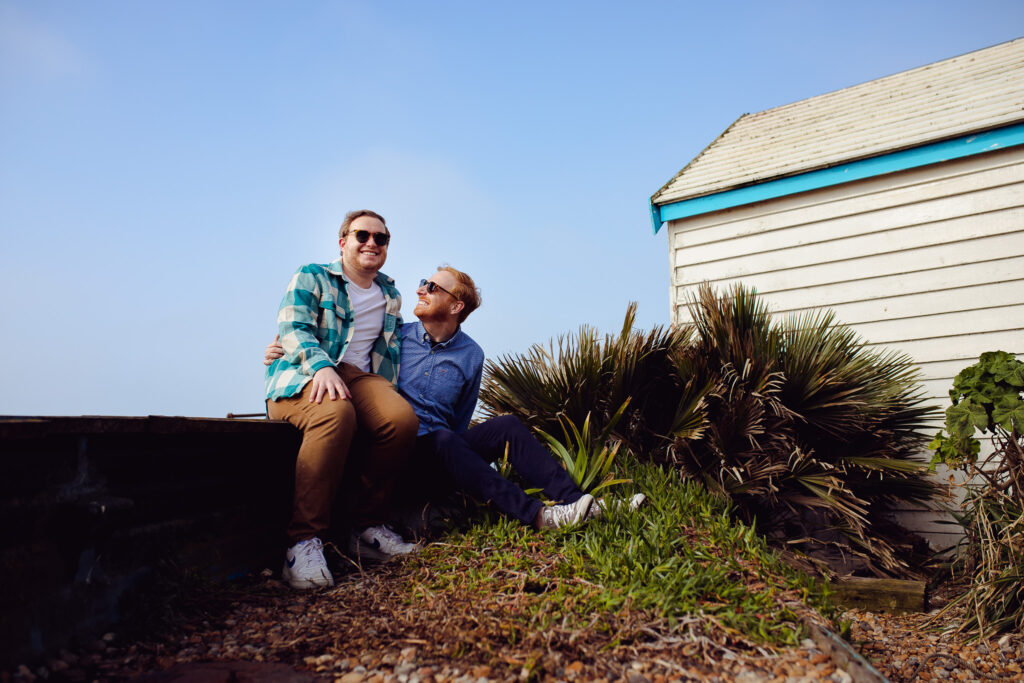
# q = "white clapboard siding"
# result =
<box><xmin>674</xmin><ymin>259</ymin><xmax>1024</xmax><ymax>315</ymax></box>
<box><xmin>671</xmin><ymin>168</ymin><xmax>1024</xmax><ymax>255</ymax></box>
<box><xmin>674</xmin><ymin>231</ymin><xmax>1024</xmax><ymax>295</ymax></box>
<box><xmin>666</xmin><ymin>146</ymin><xmax>1024</xmax><ymax>551</ymax></box>
<box><xmin>861</xmin><ymin>331</ymin><xmax>1022</xmax><ymax>364</ymax></box>
<box><xmin>920</xmin><ymin>378</ymin><xmax>959</xmax><ymax>402</ymax></box>
<box><xmin>917</xmin><ymin>357</ymin><xmax>989</xmax><ymax>382</ymax></box>
<box><xmin>853</xmin><ymin>305</ymin><xmax>1024</xmax><ymax>344</ymax></box>
<box><xmin>671</xmin><ymin>155</ymin><xmax>1024</xmax><ymax>250</ymax></box>
<box><xmin>675</xmin><ymin>212</ymin><xmax>1022</xmax><ymax>285</ymax></box>
<box><xmin>768</xmin><ymin>279</ymin><xmax>1024</xmax><ymax>322</ymax></box>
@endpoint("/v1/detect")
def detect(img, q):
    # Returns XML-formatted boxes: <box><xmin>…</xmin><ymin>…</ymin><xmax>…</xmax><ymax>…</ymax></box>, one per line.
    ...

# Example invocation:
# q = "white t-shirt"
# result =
<box><xmin>340</xmin><ymin>280</ymin><xmax>386</xmax><ymax>372</ymax></box>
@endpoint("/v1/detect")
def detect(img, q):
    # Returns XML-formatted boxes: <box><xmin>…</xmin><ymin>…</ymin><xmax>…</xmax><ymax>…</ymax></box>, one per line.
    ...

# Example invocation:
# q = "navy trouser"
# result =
<box><xmin>415</xmin><ymin>415</ymin><xmax>584</xmax><ymax>525</ymax></box>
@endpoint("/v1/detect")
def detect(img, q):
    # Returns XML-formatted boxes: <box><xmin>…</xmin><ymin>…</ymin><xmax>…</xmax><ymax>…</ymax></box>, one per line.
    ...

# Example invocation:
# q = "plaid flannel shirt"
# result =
<box><xmin>264</xmin><ymin>258</ymin><xmax>403</xmax><ymax>401</ymax></box>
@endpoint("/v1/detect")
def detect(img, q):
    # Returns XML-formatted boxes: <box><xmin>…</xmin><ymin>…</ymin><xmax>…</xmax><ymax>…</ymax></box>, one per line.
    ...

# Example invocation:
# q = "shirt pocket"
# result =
<box><xmin>430</xmin><ymin>364</ymin><xmax>466</xmax><ymax>396</ymax></box>
<box><xmin>318</xmin><ymin>299</ymin><xmax>352</xmax><ymax>328</ymax></box>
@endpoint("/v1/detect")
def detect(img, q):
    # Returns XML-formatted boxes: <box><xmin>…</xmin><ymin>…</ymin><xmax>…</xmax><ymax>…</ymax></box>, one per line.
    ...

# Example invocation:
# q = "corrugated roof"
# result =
<box><xmin>652</xmin><ymin>38</ymin><xmax>1024</xmax><ymax>206</ymax></box>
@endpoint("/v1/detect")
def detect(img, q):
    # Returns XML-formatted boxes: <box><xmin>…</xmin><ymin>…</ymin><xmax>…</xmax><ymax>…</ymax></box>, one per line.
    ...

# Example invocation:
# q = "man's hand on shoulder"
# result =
<box><xmin>310</xmin><ymin>366</ymin><xmax>351</xmax><ymax>403</ymax></box>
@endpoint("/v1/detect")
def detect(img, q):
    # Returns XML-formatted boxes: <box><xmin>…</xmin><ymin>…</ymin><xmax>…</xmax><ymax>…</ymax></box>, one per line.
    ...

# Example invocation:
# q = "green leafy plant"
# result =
<box><xmin>928</xmin><ymin>350</ymin><xmax>1024</xmax><ymax>638</ymax></box>
<box><xmin>929</xmin><ymin>350</ymin><xmax>1024</xmax><ymax>469</ymax></box>
<box><xmin>479</xmin><ymin>303</ymin><xmax>697</xmax><ymax>458</ymax></box>
<box><xmin>668</xmin><ymin>283</ymin><xmax>940</xmax><ymax>578</ymax></box>
<box><xmin>412</xmin><ymin>461</ymin><xmax>830</xmax><ymax>664</ymax></box>
<box><xmin>481</xmin><ymin>285</ymin><xmax>942</xmax><ymax>578</ymax></box>
<box><xmin>536</xmin><ymin>399</ymin><xmax>632</xmax><ymax>495</ymax></box>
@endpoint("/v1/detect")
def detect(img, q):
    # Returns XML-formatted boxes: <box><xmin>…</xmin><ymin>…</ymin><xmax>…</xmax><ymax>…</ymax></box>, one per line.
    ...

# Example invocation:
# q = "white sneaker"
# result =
<box><xmin>348</xmin><ymin>525</ymin><xmax>419</xmax><ymax>562</ymax></box>
<box><xmin>282</xmin><ymin>537</ymin><xmax>334</xmax><ymax>590</ymax></box>
<box><xmin>536</xmin><ymin>494</ymin><xmax>594</xmax><ymax>529</ymax></box>
<box><xmin>588</xmin><ymin>493</ymin><xmax>647</xmax><ymax>520</ymax></box>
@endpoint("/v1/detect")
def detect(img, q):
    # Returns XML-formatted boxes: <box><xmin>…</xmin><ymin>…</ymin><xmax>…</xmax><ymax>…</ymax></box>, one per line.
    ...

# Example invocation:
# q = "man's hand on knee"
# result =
<box><xmin>310</xmin><ymin>367</ymin><xmax>351</xmax><ymax>403</ymax></box>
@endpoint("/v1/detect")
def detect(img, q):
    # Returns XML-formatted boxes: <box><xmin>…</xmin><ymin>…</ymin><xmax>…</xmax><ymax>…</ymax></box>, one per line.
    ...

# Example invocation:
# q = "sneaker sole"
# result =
<box><xmin>281</xmin><ymin>565</ymin><xmax>334</xmax><ymax>590</ymax></box>
<box><xmin>348</xmin><ymin>538</ymin><xmax>419</xmax><ymax>563</ymax></box>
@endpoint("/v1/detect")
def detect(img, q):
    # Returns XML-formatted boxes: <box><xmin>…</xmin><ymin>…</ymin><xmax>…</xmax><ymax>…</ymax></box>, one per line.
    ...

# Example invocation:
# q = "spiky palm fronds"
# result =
<box><xmin>668</xmin><ymin>283</ymin><xmax>942</xmax><ymax>577</ymax></box>
<box><xmin>478</xmin><ymin>303</ymin><xmax>698</xmax><ymax>457</ymax></box>
<box><xmin>480</xmin><ymin>286</ymin><xmax>943</xmax><ymax>577</ymax></box>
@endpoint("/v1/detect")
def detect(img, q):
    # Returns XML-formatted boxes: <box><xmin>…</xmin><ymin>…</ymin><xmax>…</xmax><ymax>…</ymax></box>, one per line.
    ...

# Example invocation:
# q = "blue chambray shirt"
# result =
<box><xmin>265</xmin><ymin>259</ymin><xmax>403</xmax><ymax>401</ymax></box>
<box><xmin>398</xmin><ymin>321</ymin><xmax>485</xmax><ymax>436</ymax></box>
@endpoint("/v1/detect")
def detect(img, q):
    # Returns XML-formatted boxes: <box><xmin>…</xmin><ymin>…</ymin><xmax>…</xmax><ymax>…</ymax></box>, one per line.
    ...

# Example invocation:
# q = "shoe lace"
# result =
<box><xmin>296</xmin><ymin>538</ymin><xmax>325</xmax><ymax>569</ymax></box>
<box><xmin>371</xmin><ymin>525</ymin><xmax>410</xmax><ymax>550</ymax></box>
<box><xmin>548</xmin><ymin>504</ymin><xmax>575</xmax><ymax>526</ymax></box>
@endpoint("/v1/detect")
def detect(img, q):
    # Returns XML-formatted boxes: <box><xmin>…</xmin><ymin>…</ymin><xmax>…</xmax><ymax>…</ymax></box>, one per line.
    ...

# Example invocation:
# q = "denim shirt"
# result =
<box><xmin>265</xmin><ymin>259</ymin><xmax>402</xmax><ymax>401</ymax></box>
<box><xmin>398</xmin><ymin>321</ymin><xmax>484</xmax><ymax>436</ymax></box>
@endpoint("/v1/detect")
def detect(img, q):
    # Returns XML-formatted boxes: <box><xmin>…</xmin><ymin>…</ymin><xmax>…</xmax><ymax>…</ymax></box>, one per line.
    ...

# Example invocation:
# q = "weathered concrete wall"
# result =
<box><xmin>0</xmin><ymin>415</ymin><xmax>300</xmax><ymax>669</ymax></box>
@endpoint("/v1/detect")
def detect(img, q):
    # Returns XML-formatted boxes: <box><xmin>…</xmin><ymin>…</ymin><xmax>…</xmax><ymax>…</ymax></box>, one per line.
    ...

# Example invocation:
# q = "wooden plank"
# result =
<box><xmin>862</xmin><ymin>330</ymin><xmax>1022</xmax><ymax>364</ymax></box>
<box><xmin>674</xmin><ymin>209</ymin><xmax>1024</xmax><ymax>284</ymax></box>
<box><xmin>770</xmin><ymin>280</ymin><xmax>1024</xmax><ymax>324</ymax></box>
<box><xmin>917</xmin><ymin>355</ymin><xmax>1021</xmax><ymax>380</ymax></box>
<box><xmin>920</xmin><ymin>378</ymin><xmax>957</xmax><ymax>401</ymax></box>
<box><xmin>674</xmin><ymin>231</ymin><xmax>1024</xmax><ymax>292</ymax></box>
<box><xmin>673</xmin><ymin>258</ymin><xmax>1024</xmax><ymax>323</ymax></box>
<box><xmin>673</xmin><ymin>181</ymin><xmax>1024</xmax><ymax>264</ymax></box>
<box><xmin>880</xmin><ymin>509</ymin><xmax>960</xmax><ymax>535</ymax></box>
<box><xmin>674</xmin><ymin>256</ymin><xmax>1024</xmax><ymax>312</ymax></box>
<box><xmin>830</xmin><ymin>577</ymin><xmax>927</xmax><ymax>614</ymax></box>
<box><xmin>849</xmin><ymin>304</ymin><xmax>1024</xmax><ymax>344</ymax></box>
<box><xmin>668</xmin><ymin>150</ymin><xmax>1024</xmax><ymax>248</ymax></box>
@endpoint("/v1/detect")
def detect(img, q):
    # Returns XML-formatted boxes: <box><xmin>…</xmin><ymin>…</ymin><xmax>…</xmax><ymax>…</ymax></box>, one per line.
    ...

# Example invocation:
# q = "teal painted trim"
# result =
<box><xmin>649</xmin><ymin>201</ymin><xmax>662</xmax><ymax>234</ymax></box>
<box><xmin>650</xmin><ymin>122</ymin><xmax>1024</xmax><ymax>233</ymax></box>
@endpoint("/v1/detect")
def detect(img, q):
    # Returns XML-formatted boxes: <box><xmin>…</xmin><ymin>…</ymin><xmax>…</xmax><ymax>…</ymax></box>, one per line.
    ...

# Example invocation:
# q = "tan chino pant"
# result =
<box><xmin>267</xmin><ymin>363</ymin><xmax>418</xmax><ymax>543</ymax></box>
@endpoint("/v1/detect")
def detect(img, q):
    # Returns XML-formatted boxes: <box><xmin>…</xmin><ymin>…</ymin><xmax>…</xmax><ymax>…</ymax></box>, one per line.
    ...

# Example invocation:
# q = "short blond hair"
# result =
<box><xmin>438</xmin><ymin>266</ymin><xmax>481</xmax><ymax>323</ymax></box>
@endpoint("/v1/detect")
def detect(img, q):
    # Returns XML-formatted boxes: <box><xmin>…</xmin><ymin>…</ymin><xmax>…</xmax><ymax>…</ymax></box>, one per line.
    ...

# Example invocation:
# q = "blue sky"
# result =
<box><xmin>1</xmin><ymin>1</ymin><xmax>1021</xmax><ymax>417</ymax></box>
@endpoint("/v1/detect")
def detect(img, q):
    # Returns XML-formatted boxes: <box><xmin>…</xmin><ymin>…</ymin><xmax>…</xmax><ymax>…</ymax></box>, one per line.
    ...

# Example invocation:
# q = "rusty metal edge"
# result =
<box><xmin>802</xmin><ymin>617</ymin><xmax>891</xmax><ymax>683</ymax></box>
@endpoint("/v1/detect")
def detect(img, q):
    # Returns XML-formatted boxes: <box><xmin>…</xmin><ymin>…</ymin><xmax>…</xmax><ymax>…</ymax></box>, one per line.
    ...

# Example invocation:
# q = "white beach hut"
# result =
<box><xmin>650</xmin><ymin>38</ymin><xmax>1024</xmax><ymax>548</ymax></box>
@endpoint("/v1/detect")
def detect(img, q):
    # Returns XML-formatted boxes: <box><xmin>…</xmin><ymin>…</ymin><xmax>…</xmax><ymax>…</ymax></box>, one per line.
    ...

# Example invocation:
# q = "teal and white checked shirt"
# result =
<box><xmin>264</xmin><ymin>259</ymin><xmax>403</xmax><ymax>401</ymax></box>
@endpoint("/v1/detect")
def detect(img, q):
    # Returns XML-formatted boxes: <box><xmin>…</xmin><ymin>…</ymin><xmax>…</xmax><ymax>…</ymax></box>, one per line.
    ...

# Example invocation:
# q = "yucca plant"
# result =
<box><xmin>668</xmin><ymin>283</ymin><xmax>942</xmax><ymax>577</ymax></box>
<box><xmin>481</xmin><ymin>284</ymin><xmax>943</xmax><ymax>577</ymax></box>
<box><xmin>536</xmin><ymin>399</ymin><xmax>633</xmax><ymax>495</ymax></box>
<box><xmin>479</xmin><ymin>303</ymin><xmax>699</xmax><ymax>457</ymax></box>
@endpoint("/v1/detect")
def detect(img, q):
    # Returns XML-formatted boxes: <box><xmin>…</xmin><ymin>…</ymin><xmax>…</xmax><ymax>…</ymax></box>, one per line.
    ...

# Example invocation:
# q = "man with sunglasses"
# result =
<box><xmin>399</xmin><ymin>267</ymin><xmax>600</xmax><ymax>531</ymax></box>
<box><xmin>265</xmin><ymin>209</ymin><xmax>419</xmax><ymax>590</ymax></box>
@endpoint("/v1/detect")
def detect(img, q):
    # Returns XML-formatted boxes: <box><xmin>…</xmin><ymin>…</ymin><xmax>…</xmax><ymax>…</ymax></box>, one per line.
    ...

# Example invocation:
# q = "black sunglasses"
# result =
<box><xmin>419</xmin><ymin>278</ymin><xmax>459</xmax><ymax>300</ymax></box>
<box><xmin>346</xmin><ymin>229</ymin><xmax>390</xmax><ymax>246</ymax></box>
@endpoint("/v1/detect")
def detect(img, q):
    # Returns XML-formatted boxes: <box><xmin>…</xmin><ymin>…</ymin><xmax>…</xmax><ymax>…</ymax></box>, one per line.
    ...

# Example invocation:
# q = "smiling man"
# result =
<box><xmin>265</xmin><ymin>210</ymin><xmax>419</xmax><ymax>590</ymax></box>
<box><xmin>398</xmin><ymin>267</ymin><xmax>601</xmax><ymax>530</ymax></box>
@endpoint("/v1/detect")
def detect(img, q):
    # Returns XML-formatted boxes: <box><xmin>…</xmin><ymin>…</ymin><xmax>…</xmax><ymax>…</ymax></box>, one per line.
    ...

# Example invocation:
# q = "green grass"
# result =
<box><xmin>408</xmin><ymin>461</ymin><xmax>831</xmax><ymax>652</ymax></box>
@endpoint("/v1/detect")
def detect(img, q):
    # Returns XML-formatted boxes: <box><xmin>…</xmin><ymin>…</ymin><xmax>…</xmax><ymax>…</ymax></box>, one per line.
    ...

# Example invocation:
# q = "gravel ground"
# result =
<box><xmin>840</xmin><ymin>603</ymin><xmax>1023</xmax><ymax>681</ymax></box>
<box><xmin>5</xmin><ymin>563</ymin><xmax>1022</xmax><ymax>682</ymax></box>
